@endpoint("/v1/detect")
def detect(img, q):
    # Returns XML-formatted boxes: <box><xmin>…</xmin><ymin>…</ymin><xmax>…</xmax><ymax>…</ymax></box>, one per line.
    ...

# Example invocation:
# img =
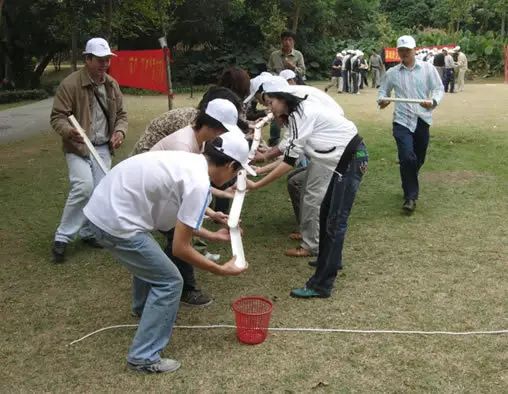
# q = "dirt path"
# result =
<box><xmin>0</xmin><ymin>98</ymin><xmax>54</xmax><ymax>144</ymax></box>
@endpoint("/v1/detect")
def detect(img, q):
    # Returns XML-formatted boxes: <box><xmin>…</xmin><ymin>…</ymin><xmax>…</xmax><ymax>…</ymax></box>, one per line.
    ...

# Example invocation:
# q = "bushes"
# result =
<box><xmin>0</xmin><ymin>89</ymin><xmax>49</xmax><ymax>104</ymax></box>
<box><xmin>415</xmin><ymin>29</ymin><xmax>507</xmax><ymax>74</ymax></box>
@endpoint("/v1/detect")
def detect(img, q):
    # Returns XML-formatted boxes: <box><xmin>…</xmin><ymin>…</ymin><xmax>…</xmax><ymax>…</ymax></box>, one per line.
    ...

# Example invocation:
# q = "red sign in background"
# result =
<box><xmin>109</xmin><ymin>49</ymin><xmax>168</xmax><ymax>93</ymax></box>
<box><xmin>384</xmin><ymin>44</ymin><xmax>455</xmax><ymax>63</ymax></box>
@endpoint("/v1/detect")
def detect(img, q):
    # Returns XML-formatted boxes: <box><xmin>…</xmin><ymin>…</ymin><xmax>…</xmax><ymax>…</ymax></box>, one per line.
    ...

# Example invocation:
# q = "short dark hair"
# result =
<box><xmin>194</xmin><ymin>112</ymin><xmax>227</xmax><ymax>132</ymax></box>
<box><xmin>281</xmin><ymin>31</ymin><xmax>296</xmax><ymax>40</ymax></box>
<box><xmin>203</xmin><ymin>137</ymin><xmax>242</xmax><ymax>170</ymax></box>
<box><xmin>217</xmin><ymin>67</ymin><xmax>251</xmax><ymax>100</ymax></box>
<box><xmin>198</xmin><ymin>86</ymin><xmax>242</xmax><ymax>113</ymax></box>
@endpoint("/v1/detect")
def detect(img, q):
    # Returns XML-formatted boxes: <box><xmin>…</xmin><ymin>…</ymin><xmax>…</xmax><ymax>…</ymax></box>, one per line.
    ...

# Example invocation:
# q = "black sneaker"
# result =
<box><xmin>402</xmin><ymin>199</ymin><xmax>416</xmax><ymax>212</ymax></box>
<box><xmin>82</xmin><ymin>237</ymin><xmax>103</xmax><ymax>249</ymax></box>
<box><xmin>180</xmin><ymin>289</ymin><xmax>212</xmax><ymax>307</ymax></box>
<box><xmin>324</xmin><ymin>87</ymin><xmax>328</xmax><ymax>92</ymax></box>
<box><xmin>52</xmin><ymin>241</ymin><xmax>67</xmax><ymax>264</ymax></box>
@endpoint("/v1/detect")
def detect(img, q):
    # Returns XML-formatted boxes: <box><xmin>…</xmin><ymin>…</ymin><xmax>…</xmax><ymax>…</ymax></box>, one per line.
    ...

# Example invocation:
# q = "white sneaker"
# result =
<box><xmin>128</xmin><ymin>358</ymin><xmax>181</xmax><ymax>373</ymax></box>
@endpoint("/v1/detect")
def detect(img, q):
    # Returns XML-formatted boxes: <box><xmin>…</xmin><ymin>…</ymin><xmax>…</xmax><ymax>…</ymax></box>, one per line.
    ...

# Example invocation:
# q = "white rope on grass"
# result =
<box><xmin>68</xmin><ymin>324</ymin><xmax>508</xmax><ymax>346</ymax></box>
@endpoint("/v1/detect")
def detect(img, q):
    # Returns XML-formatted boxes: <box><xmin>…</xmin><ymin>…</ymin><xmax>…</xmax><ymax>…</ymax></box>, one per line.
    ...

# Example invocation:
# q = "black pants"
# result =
<box><xmin>351</xmin><ymin>72</ymin><xmax>359</xmax><ymax>93</ymax></box>
<box><xmin>164</xmin><ymin>229</ymin><xmax>197</xmax><ymax>291</ymax></box>
<box><xmin>444</xmin><ymin>69</ymin><xmax>455</xmax><ymax>93</ymax></box>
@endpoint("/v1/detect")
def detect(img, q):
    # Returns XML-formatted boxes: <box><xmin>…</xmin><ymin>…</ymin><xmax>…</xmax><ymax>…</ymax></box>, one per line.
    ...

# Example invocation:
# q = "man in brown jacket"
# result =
<box><xmin>51</xmin><ymin>37</ymin><xmax>128</xmax><ymax>263</ymax></box>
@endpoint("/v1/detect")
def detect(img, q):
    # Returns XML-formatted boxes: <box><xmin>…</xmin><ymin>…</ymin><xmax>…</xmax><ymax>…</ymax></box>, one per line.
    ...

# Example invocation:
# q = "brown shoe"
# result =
<box><xmin>288</xmin><ymin>232</ymin><xmax>302</xmax><ymax>241</ymax></box>
<box><xmin>285</xmin><ymin>247</ymin><xmax>312</xmax><ymax>257</ymax></box>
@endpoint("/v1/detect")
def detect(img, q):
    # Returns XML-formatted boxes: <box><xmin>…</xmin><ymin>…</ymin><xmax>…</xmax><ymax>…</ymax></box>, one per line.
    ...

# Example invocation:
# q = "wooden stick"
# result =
<box><xmin>68</xmin><ymin>115</ymin><xmax>109</xmax><ymax>174</ymax></box>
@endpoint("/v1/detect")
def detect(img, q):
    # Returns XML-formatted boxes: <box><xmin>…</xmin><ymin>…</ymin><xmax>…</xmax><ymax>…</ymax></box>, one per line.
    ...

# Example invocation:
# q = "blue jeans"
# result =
<box><xmin>89</xmin><ymin>223</ymin><xmax>183</xmax><ymax>365</ymax></box>
<box><xmin>443</xmin><ymin>68</ymin><xmax>455</xmax><ymax>93</ymax></box>
<box><xmin>393</xmin><ymin>119</ymin><xmax>430</xmax><ymax>201</ymax></box>
<box><xmin>306</xmin><ymin>144</ymin><xmax>368</xmax><ymax>296</ymax></box>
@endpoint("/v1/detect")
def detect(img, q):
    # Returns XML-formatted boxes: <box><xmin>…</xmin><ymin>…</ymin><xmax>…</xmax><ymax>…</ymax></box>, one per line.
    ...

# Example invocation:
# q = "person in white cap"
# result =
<box><xmin>83</xmin><ymin>131</ymin><xmax>251</xmax><ymax>373</ymax></box>
<box><xmin>350</xmin><ymin>50</ymin><xmax>361</xmax><ymax>94</ymax></box>
<box><xmin>247</xmin><ymin>77</ymin><xmax>368</xmax><ymax>300</ymax></box>
<box><xmin>455</xmin><ymin>46</ymin><xmax>468</xmax><ymax>92</ymax></box>
<box><xmin>378</xmin><ymin>35</ymin><xmax>444</xmax><ymax>213</ymax></box>
<box><xmin>150</xmin><ymin>98</ymin><xmax>249</xmax><ymax>307</ymax></box>
<box><xmin>279</xmin><ymin>69</ymin><xmax>297</xmax><ymax>85</ymax></box>
<box><xmin>132</xmin><ymin>67</ymin><xmax>251</xmax><ymax>155</ymax></box>
<box><xmin>50</xmin><ymin>37</ymin><xmax>128</xmax><ymax>263</ymax></box>
<box><xmin>341</xmin><ymin>50</ymin><xmax>352</xmax><ymax>93</ymax></box>
<box><xmin>443</xmin><ymin>48</ymin><xmax>457</xmax><ymax>93</ymax></box>
<box><xmin>324</xmin><ymin>53</ymin><xmax>343</xmax><ymax>93</ymax></box>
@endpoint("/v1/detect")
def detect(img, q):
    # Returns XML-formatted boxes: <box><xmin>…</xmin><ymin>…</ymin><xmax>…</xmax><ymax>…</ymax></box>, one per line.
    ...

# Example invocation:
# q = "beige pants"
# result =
<box><xmin>456</xmin><ymin>68</ymin><xmax>466</xmax><ymax>92</ymax></box>
<box><xmin>299</xmin><ymin>160</ymin><xmax>334</xmax><ymax>254</ymax></box>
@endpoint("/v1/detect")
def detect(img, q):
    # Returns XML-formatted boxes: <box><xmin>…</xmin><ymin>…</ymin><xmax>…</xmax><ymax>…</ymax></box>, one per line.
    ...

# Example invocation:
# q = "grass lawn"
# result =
<box><xmin>0</xmin><ymin>83</ymin><xmax>507</xmax><ymax>392</ymax></box>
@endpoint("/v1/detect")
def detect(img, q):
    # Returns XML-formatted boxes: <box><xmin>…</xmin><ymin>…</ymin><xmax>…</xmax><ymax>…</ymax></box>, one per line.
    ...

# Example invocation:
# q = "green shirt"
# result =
<box><xmin>267</xmin><ymin>49</ymin><xmax>306</xmax><ymax>78</ymax></box>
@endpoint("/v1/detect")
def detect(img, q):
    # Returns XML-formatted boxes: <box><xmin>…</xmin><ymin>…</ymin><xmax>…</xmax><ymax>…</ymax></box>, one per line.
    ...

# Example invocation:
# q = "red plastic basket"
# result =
<box><xmin>232</xmin><ymin>296</ymin><xmax>273</xmax><ymax>345</ymax></box>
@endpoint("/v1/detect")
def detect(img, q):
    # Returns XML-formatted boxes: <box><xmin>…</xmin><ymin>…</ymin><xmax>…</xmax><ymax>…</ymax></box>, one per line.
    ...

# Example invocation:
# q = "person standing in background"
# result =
<box><xmin>267</xmin><ymin>31</ymin><xmax>306</xmax><ymax>83</ymax></box>
<box><xmin>369</xmin><ymin>50</ymin><xmax>384</xmax><ymax>88</ymax></box>
<box><xmin>50</xmin><ymin>37</ymin><xmax>128</xmax><ymax>264</ymax></box>
<box><xmin>378</xmin><ymin>35</ymin><xmax>444</xmax><ymax>213</ymax></box>
<box><xmin>433</xmin><ymin>49</ymin><xmax>445</xmax><ymax>82</ymax></box>
<box><xmin>443</xmin><ymin>48</ymin><xmax>456</xmax><ymax>93</ymax></box>
<box><xmin>455</xmin><ymin>47</ymin><xmax>468</xmax><ymax>92</ymax></box>
<box><xmin>324</xmin><ymin>53</ymin><xmax>343</xmax><ymax>93</ymax></box>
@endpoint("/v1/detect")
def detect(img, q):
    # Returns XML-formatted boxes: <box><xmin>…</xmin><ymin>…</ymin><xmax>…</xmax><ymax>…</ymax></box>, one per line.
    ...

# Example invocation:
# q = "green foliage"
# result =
<box><xmin>416</xmin><ymin>28</ymin><xmax>508</xmax><ymax>73</ymax></box>
<box><xmin>2</xmin><ymin>0</ymin><xmax>507</xmax><ymax>91</ymax></box>
<box><xmin>0</xmin><ymin>89</ymin><xmax>48</xmax><ymax>104</ymax></box>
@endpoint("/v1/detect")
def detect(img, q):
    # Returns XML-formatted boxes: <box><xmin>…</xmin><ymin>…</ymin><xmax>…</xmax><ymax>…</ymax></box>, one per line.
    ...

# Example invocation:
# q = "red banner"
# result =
<box><xmin>384</xmin><ymin>44</ymin><xmax>455</xmax><ymax>63</ymax></box>
<box><xmin>505</xmin><ymin>46</ymin><xmax>508</xmax><ymax>83</ymax></box>
<box><xmin>109</xmin><ymin>49</ymin><xmax>168</xmax><ymax>93</ymax></box>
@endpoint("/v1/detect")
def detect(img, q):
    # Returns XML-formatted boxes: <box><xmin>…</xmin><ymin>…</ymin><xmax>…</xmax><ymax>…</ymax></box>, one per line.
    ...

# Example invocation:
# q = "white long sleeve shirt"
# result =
<box><xmin>282</xmin><ymin>99</ymin><xmax>357</xmax><ymax>171</ymax></box>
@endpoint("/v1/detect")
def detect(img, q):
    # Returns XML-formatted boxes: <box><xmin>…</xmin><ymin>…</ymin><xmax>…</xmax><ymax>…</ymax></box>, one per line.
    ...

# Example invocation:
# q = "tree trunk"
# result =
<box><xmin>67</xmin><ymin>0</ymin><xmax>78</xmax><ymax>71</ymax></box>
<box><xmin>31</xmin><ymin>52</ymin><xmax>54</xmax><ymax>88</ymax></box>
<box><xmin>291</xmin><ymin>0</ymin><xmax>301</xmax><ymax>33</ymax></box>
<box><xmin>105</xmin><ymin>0</ymin><xmax>112</xmax><ymax>41</ymax></box>
<box><xmin>501</xmin><ymin>10</ymin><xmax>506</xmax><ymax>37</ymax></box>
<box><xmin>0</xmin><ymin>0</ymin><xmax>4</xmax><ymax>30</ymax></box>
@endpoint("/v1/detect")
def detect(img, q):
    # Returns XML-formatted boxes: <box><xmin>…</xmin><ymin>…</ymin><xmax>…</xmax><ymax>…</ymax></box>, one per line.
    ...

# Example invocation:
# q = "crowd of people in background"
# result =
<box><xmin>323</xmin><ymin>49</ymin><xmax>385</xmax><ymax>94</ymax></box>
<box><xmin>321</xmin><ymin>45</ymin><xmax>468</xmax><ymax>95</ymax></box>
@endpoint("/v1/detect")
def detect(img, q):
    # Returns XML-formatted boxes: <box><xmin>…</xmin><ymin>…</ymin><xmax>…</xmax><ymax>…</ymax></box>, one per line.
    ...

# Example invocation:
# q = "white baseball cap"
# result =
<box><xmin>212</xmin><ymin>131</ymin><xmax>256</xmax><ymax>176</ymax></box>
<box><xmin>279</xmin><ymin>69</ymin><xmax>296</xmax><ymax>81</ymax></box>
<box><xmin>83</xmin><ymin>38</ymin><xmax>116</xmax><ymax>57</ymax></box>
<box><xmin>260</xmin><ymin>76</ymin><xmax>291</xmax><ymax>95</ymax></box>
<box><xmin>243</xmin><ymin>72</ymin><xmax>274</xmax><ymax>104</ymax></box>
<box><xmin>205</xmin><ymin>99</ymin><xmax>242</xmax><ymax>134</ymax></box>
<box><xmin>397</xmin><ymin>35</ymin><xmax>416</xmax><ymax>49</ymax></box>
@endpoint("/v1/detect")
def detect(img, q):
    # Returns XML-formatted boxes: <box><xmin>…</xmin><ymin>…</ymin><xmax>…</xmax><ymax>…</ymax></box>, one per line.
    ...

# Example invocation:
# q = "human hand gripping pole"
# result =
<box><xmin>248</xmin><ymin>113</ymin><xmax>274</xmax><ymax>161</ymax></box>
<box><xmin>68</xmin><ymin>115</ymin><xmax>109</xmax><ymax>175</ymax></box>
<box><xmin>378</xmin><ymin>97</ymin><xmax>433</xmax><ymax>106</ymax></box>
